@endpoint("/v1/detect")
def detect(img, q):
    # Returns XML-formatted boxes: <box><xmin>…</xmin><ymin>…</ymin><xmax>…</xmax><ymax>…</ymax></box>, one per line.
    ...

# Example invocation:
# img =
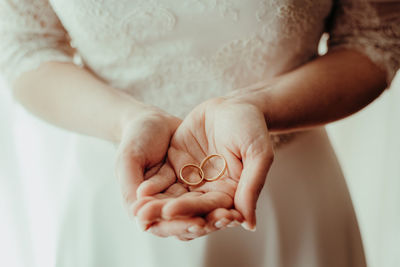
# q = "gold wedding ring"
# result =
<box><xmin>200</xmin><ymin>154</ymin><xmax>227</xmax><ymax>182</ymax></box>
<box><xmin>179</xmin><ymin>154</ymin><xmax>227</xmax><ymax>186</ymax></box>
<box><xmin>179</xmin><ymin>163</ymin><xmax>205</xmax><ymax>186</ymax></box>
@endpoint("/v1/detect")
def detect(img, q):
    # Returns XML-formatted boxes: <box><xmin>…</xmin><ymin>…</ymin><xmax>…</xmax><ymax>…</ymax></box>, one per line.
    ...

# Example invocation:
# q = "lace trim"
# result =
<box><xmin>121</xmin><ymin>2</ymin><xmax>176</xmax><ymax>43</ymax></box>
<box><xmin>328</xmin><ymin>0</ymin><xmax>400</xmax><ymax>86</ymax></box>
<box><xmin>0</xmin><ymin>0</ymin><xmax>73</xmax><ymax>84</ymax></box>
<box><xmin>184</xmin><ymin>0</ymin><xmax>239</xmax><ymax>21</ymax></box>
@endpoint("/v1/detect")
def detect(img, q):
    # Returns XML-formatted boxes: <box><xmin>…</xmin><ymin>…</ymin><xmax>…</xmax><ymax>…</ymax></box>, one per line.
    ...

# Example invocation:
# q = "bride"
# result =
<box><xmin>1</xmin><ymin>0</ymin><xmax>398</xmax><ymax>266</ymax></box>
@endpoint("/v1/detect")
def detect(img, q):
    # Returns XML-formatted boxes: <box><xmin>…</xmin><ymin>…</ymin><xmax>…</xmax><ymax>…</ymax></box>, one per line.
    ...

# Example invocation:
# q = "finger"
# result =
<box><xmin>131</xmin><ymin>193</ymin><xmax>171</xmax><ymax>217</ymax></box>
<box><xmin>137</xmin><ymin>198</ymin><xmax>171</xmax><ymax>224</ymax></box>
<box><xmin>205</xmin><ymin>208</ymin><xmax>244</xmax><ymax>231</ymax></box>
<box><xmin>205</xmin><ymin>208</ymin><xmax>233</xmax><ymax>231</ymax></box>
<box><xmin>137</xmin><ymin>163</ymin><xmax>177</xmax><ymax>198</ymax></box>
<box><xmin>162</xmin><ymin>191</ymin><xmax>233</xmax><ymax>220</ymax></box>
<box><xmin>228</xmin><ymin>209</ymin><xmax>245</xmax><ymax>224</ymax></box>
<box><xmin>134</xmin><ymin>183</ymin><xmax>188</xmax><ymax>216</ymax></box>
<box><xmin>130</xmin><ymin>196</ymin><xmax>155</xmax><ymax>217</ymax></box>
<box><xmin>164</xmin><ymin>183</ymin><xmax>189</xmax><ymax>197</ymax></box>
<box><xmin>133</xmin><ymin>184</ymin><xmax>189</xmax><ymax>221</ymax></box>
<box><xmin>147</xmin><ymin>217</ymin><xmax>207</xmax><ymax>239</ymax></box>
<box><xmin>143</xmin><ymin>162</ymin><xmax>163</xmax><ymax>180</ymax></box>
<box><xmin>136</xmin><ymin>191</ymin><xmax>199</xmax><ymax>222</ymax></box>
<box><xmin>115</xmin><ymin>151</ymin><xmax>145</xmax><ymax>206</ymax></box>
<box><xmin>234</xmin><ymin>151</ymin><xmax>273</xmax><ymax>231</ymax></box>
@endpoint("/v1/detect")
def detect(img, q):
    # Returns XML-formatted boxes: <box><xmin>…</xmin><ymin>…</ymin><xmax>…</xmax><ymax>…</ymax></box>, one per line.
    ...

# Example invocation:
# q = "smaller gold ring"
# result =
<box><xmin>179</xmin><ymin>163</ymin><xmax>204</xmax><ymax>186</ymax></box>
<box><xmin>199</xmin><ymin>154</ymin><xmax>227</xmax><ymax>182</ymax></box>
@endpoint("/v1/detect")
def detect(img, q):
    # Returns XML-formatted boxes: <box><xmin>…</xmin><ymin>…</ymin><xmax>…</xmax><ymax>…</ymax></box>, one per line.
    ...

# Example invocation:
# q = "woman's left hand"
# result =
<box><xmin>133</xmin><ymin>97</ymin><xmax>274</xmax><ymax>239</ymax></box>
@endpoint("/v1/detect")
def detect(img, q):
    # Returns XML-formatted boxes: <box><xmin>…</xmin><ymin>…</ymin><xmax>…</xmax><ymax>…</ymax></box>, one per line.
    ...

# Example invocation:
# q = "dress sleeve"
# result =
<box><xmin>328</xmin><ymin>0</ymin><xmax>400</xmax><ymax>87</ymax></box>
<box><xmin>0</xmin><ymin>0</ymin><xmax>74</xmax><ymax>85</ymax></box>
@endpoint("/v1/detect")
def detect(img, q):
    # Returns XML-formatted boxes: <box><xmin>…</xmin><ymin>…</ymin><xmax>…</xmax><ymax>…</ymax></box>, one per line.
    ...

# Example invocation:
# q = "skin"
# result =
<box><xmin>133</xmin><ymin>49</ymin><xmax>387</xmax><ymax>239</ymax></box>
<box><xmin>133</xmin><ymin>98</ymin><xmax>274</xmax><ymax>239</ymax></box>
<box><xmin>12</xmin><ymin>48</ymin><xmax>387</xmax><ymax>240</ymax></box>
<box><xmin>12</xmin><ymin>62</ymin><xmax>183</xmax><ymax>224</ymax></box>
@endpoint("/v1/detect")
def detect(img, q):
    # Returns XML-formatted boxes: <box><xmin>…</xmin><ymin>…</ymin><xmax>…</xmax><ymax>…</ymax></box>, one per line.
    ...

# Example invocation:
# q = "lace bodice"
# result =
<box><xmin>0</xmin><ymin>0</ymin><xmax>399</xmax><ymax>118</ymax></box>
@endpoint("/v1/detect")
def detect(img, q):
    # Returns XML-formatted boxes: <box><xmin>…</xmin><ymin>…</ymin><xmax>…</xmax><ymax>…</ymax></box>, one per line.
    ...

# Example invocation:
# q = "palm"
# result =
<box><xmin>167</xmin><ymin>101</ymin><xmax>250</xmax><ymax>202</ymax></box>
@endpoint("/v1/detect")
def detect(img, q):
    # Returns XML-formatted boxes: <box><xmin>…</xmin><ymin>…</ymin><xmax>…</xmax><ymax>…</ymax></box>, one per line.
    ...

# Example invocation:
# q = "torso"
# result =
<box><xmin>50</xmin><ymin>0</ymin><xmax>333</xmax><ymax>117</ymax></box>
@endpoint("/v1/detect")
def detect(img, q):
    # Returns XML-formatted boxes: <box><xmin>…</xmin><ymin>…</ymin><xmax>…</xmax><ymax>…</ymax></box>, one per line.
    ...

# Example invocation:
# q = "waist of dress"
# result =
<box><xmin>270</xmin><ymin>131</ymin><xmax>307</xmax><ymax>150</ymax></box>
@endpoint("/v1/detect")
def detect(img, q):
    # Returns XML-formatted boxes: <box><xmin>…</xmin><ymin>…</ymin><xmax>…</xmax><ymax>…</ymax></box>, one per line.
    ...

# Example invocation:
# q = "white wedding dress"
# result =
<box><xmin>0</xmin><ymin>0</ymin><xmax>399</xmax><ymax>267</ymax></box>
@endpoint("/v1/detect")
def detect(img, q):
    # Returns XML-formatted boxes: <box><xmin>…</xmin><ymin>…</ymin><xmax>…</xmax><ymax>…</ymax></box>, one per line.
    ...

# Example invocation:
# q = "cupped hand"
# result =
<box><xmin>114</xmin><ymin>107</ymin><xmax>181</xmax><ymax>214</ymax></box>
<box><xmin>134</xmin><ymin>97</ymin><xmax>274</xmax><ymax>238</ymax></box>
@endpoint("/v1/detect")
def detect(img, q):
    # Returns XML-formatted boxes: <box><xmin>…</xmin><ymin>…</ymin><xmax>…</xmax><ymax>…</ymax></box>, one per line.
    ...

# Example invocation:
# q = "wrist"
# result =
<box><xmin>224</xmin><ymin>85</ymin><xmax>275</xmax><ymax>129</ymax></box>
<box><xmin>117</xmin><ymin>104</ymin><xmax>180</xmax><ymax>144</ymax></box>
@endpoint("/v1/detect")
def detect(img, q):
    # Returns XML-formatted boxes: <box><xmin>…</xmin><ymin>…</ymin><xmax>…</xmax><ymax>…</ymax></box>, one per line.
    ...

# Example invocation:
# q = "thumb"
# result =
<box><xmin>115</xmin><ymin>150</ymin><xmax>145</xmax><ymax>213</ymax></box>
<box><xmin>234</xmin><ymin>151</ymin><xmax>273</xmax><ymax>231</ymax></box>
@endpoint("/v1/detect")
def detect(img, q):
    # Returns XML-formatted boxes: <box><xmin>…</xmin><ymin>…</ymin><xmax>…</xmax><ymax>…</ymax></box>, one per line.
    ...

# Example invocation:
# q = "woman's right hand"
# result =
<box><xmin>114</xmin><ymin>107</ymin><xmax>182</xmax><ymax>215</ymax></box>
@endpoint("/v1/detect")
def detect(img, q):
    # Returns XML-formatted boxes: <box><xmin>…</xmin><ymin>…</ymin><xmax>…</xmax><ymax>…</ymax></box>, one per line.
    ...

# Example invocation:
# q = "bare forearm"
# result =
<box><xmin>12</xmin><ymin>61</ymin><xmax>152</xmax><ymax>142</ymax></box>
<box><xmin>232</xmin><ymin>49</ymin><xmax>388</xmax><ymax>132</ymax></box>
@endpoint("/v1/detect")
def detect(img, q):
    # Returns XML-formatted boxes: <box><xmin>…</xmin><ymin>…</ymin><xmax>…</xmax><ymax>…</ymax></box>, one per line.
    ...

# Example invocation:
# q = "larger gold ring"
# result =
<box><xmin>199</xmin><ymin>154</ymin><xmax>227</xmax><ymax>182</ymax></box>
<box><xmin>179</xmin><ymin>163</ymin><xmax>204</xmax><ymax>186</ymax></box>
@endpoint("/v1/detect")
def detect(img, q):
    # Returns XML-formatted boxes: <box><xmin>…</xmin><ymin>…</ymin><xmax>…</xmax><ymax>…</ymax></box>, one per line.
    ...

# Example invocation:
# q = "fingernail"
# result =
<box><xmin>215</xmin><ymin>218</ymin><xmax>230</xmax><ymax>228</ymax></box>
<box><xmin>241</xmin><ymin>222</ymin><xmax>256</xmax><ymax>232</ymax></box>
<box><xmin>188</xmin><ymin>226</ymin><xmax>202</xmax><ymax>234</ymax></box>
<box><xmin>227</xmin><ymin>220</ymin><xmax>240</xmax><ymax>228</ymax></box>
<box><xmin>135</xmin><ymin>218</ymin><xmax>146</xmax><ymax>232</ymax></box>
